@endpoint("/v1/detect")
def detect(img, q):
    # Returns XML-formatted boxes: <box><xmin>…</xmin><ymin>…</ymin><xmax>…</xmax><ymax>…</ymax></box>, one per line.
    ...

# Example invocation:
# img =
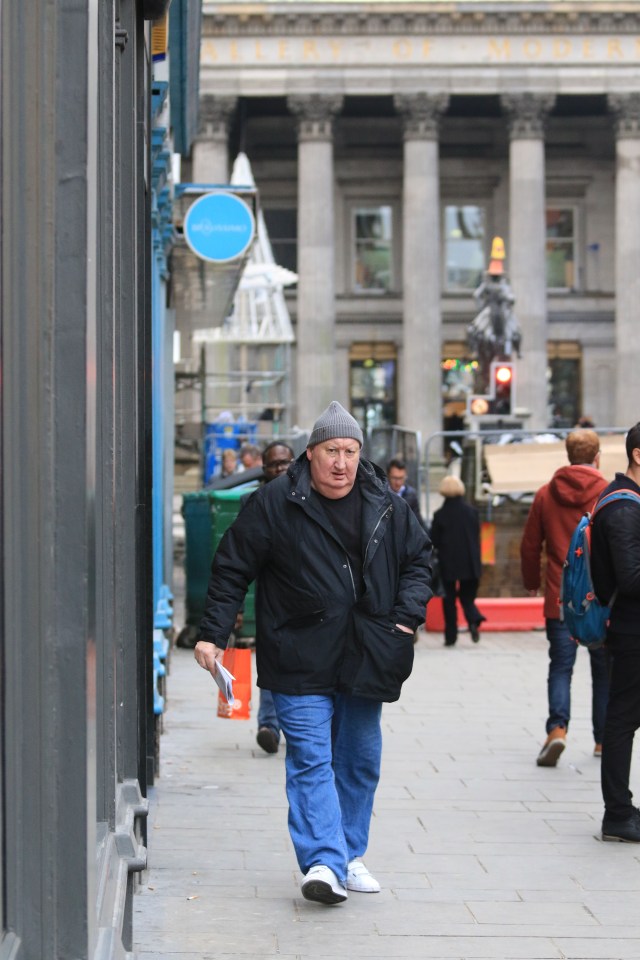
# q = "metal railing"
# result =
<box><xmin>423</xmin><ymin>426</ymin><xmax>628</xmax><ymax>520</ymax></box>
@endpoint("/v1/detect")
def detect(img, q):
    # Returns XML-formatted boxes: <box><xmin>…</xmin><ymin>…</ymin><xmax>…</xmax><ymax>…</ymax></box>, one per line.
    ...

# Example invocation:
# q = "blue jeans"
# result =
<box><xmin>257</xmin><ymin>688</ymin><xmax>280</xmax><ymax>739</ymax></box>
<box><xmin>546</xmin><ymin>618</ymin><xmax>609</xmax><ymax>744</ymax></box>
<box><xmin>271</xmin><ymin>692</ymin><xmax>382</xmax><ymax>883</ymax></box>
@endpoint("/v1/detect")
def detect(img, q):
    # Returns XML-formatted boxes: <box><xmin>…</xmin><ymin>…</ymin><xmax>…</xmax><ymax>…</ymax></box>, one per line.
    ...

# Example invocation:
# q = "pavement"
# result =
<box><xmin>134</xmin><ymin>627</ymin><xmax>640</xmax><ymax>960</ymax></box>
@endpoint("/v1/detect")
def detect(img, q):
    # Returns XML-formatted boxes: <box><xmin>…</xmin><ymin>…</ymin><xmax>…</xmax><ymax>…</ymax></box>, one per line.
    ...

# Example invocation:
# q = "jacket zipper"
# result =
<box><xmin>345</xmin><ymin>556</ymin><xmax>357</xmax><ymax>600</ymax></box>
<box><xmin>291</xmin><ymin>486</ymin><xmax>390</xmax><ymax>600</ymax></box>
<box><xmin>364</xmin><ymin>506</ymin><xmax>392</xmax><ymax>569</ymax></box>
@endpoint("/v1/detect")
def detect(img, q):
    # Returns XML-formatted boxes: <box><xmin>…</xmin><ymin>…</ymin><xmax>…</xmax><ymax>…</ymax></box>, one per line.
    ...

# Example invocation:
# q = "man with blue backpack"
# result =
<box><xmin>521</xmin><ymin>429</ymin><xmax>608</xmax><ymax>767</ymax></box>
<box><xmin>592</xmin><ymin>422</ymin><xmax>640</xmax><ymax>843</ymax></box>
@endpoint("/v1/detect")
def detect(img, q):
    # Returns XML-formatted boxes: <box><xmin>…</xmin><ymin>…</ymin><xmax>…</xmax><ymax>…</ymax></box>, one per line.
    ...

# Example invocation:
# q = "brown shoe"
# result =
<box><xmin>536</xmin><ymin>727</ymin><xmax>566</xmax><ymax>767</ymax></box>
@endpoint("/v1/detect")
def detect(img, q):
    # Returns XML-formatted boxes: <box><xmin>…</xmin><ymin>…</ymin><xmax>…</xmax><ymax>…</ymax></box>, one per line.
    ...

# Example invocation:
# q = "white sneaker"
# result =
<box><xmin>301</xmin><ymin>865</ymin><xmax>348</xmax><ymax>904</ymax></box>
<box><xmin>346</xmin><ymin>859</ymin><xmax>381</xmax><ymax>893</ymax></box>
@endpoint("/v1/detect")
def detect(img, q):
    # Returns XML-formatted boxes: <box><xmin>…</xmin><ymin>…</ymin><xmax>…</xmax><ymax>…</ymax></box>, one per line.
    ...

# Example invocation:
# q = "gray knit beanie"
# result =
<box><xmin>307</xmin><ymin>400</ymin><xmax>364</xmax><ymax>448</ymax></box>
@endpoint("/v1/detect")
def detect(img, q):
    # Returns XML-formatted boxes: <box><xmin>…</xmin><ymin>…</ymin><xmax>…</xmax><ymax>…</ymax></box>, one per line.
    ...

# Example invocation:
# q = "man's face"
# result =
<box><xmin>387</xmin><ymin>467</ymin><xmax>406</xmax><ymax>493</ymax></box>
<box><xmin>263</xmin><ymin>445</ymin><xmax>293</xmax><ymax>482</ymax></box>
<box><xmin>307</xmin><ymin>438</ymin><xmax>360</xmax><ymax>499</ymax></box>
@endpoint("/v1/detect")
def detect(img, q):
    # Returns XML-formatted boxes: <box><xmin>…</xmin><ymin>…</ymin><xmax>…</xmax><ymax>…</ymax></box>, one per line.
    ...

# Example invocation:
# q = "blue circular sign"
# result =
<box><xmin>184</xmin><ymin>192</ymin><xmax>255</xmax><ymax>263</ymax></box>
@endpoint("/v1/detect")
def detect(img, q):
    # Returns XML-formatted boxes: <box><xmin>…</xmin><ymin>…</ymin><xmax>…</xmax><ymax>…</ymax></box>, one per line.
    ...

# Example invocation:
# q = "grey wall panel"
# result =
<box><xmin>1</xmin><ymin>1</ymin><xmax>154</xmax><ymax>957</ymax></box>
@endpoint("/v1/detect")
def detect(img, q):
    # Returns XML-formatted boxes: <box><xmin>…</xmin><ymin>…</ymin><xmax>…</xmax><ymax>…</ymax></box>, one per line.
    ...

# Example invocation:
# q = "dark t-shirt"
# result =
<box><xmin>314</xmin><ymin>483</ymin><xmax>364</xmax><ymax>597</ymax></box>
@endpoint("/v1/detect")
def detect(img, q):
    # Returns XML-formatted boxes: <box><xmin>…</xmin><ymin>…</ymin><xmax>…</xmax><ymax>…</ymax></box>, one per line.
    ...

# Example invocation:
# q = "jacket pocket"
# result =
<box><xmin>348</xmin><ymin>612</ymin><xmax>414</xmax><ymax>703</ymax></box>
<box><xmin>274</xmin><ymin>612</ymin><xmax>344</xmax><ymax>683</ymax></box>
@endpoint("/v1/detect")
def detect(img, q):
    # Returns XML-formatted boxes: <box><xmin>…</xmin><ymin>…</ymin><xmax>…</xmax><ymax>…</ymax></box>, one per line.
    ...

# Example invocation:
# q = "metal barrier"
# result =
<box><xmin>423</xmin><ymin>426</ymin><xmax>628</xmax><ymax>521</ymax></box>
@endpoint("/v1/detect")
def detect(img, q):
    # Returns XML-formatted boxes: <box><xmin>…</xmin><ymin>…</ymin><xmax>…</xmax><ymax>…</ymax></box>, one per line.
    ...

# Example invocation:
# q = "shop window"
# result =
<box><xmin>548</xmin><ymin>342</ymin><xmax>581</xmax><ymax>428</ymax></box>
<box><xmin>263</xmin><ymin>208</ymin><xmax>297</xmax><ymax>273</ymax></box>
<box><xmin>444</xmin><ymin>205</ymin><xmax>486</xmax><ymax>291</ymax></box>
<box><xmin>546</xmin><ymin>208</ymin><xmax>576</xmax><ymax>290</ymax></box>
<box><xmin>349</xmin><ymin>343</ymin><xmax>397</xmax><ymax>430</ymax></box>
<box><xmin>353</xmin><ymin>207</ymin><xmax>393</xmax><ymax>293</ymax></box>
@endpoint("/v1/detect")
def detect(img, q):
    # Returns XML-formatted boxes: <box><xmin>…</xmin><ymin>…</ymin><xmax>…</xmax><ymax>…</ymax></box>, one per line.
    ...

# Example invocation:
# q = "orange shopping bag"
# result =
<box><xmin>217</xmin><ymin>646</ymin><xmax>252</xmax><ymax>720</ymax></box>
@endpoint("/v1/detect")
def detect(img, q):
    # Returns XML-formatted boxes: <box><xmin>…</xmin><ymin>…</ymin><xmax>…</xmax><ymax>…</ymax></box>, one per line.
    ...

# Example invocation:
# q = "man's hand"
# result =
<box><xmin>395</xmin><ymin>624</ymin><xmax>414</xmax><ymax>634</ymax></box>
<box><xmin>194</xmin><ymin>640</ymin><xmax>225</xmax><ymax>677</ymax></box>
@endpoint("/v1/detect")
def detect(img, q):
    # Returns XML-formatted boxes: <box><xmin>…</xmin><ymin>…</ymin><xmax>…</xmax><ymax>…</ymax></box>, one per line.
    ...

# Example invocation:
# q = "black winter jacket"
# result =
<box><xmin>592</xmin><ymin>472</ymin><xmax>640</xmax><ymax>645</ymax></box>
<box><xmin>430</xmin><ymin>497</ymin><xmax>482</xmax><ymax>582</ymax></box>
<box><xmin>200</xmin><ymin>453</ymin><xmax>432</xmax><ymax>701</ymax></box>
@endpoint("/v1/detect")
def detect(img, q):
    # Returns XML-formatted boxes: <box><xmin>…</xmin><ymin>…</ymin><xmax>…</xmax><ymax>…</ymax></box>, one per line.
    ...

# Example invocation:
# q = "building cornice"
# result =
<box><xmin>202</xmin><ymin>3</ymin><xmax>640</xmax><ymax>38</ymax></box>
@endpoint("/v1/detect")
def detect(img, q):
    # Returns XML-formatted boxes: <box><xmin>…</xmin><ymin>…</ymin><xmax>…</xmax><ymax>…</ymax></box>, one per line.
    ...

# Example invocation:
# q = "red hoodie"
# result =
<box><xmin>520</xmin><ymin>464</ymin><xmax>608</xmax><ymax>619</ymax></box>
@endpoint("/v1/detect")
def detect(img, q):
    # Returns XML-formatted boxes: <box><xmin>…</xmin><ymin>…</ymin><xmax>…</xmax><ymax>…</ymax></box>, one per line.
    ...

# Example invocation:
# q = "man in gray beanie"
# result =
<box><xmin>195</xmin><ymin>400</ymin><xmax>432</xmax><ymax>905</ymax></box>
<box><xmin>307</xmin><ymin>399</ymin><xmax>364</xmax><ymax>449</ymax></box>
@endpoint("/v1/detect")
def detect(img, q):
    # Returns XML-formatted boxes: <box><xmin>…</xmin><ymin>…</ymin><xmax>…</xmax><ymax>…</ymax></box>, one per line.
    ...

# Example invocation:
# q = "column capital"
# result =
<box><xmin>501</xmin><ymin>94</ymin><xmax>555</xmax><ymax>139</ymax></box>
<box><xmin>608</xmin><ymin>94</ymin><xmax>640</xmax><ymax>139</ymax></box>
<box><xmin>394</xmin><ymin>93</ymin><xmax>449</xmax><ymax>141</ymax></box>
<box><xmin>287</xmin><ymin>95</ymin><xmax>343</xmax><ymax>142</ymax></box>
<box><xmin>198</xmin><ymin>95</ymin><xmax>237</xmax><ymax>141</ymax></box>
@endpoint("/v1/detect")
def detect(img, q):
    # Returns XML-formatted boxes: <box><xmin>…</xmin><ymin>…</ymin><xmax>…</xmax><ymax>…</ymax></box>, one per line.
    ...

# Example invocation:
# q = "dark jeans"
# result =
<box><xmin>545</xmin><ymin>618</ymin><xmax>609</xmax><ymax>743</ymax></box>
<box><xmin>442</xmin><ymin>578</ymin><xmax>483</xmax><ymax>643</ymax></box>
<box><xmin>601</xmin><ymin>643</ymin><xmax>640</xmax><ymax>820</ymax></box>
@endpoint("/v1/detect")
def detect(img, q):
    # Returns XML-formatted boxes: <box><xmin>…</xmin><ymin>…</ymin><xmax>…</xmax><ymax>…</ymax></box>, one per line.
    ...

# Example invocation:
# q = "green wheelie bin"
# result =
<box><xmin>178</xmin><ymin>485</ymin><xmax>258</xmax><ymax>647</ymax></box>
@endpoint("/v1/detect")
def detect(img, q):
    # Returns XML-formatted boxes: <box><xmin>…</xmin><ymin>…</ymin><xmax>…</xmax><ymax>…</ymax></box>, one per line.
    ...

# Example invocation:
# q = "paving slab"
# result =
<box><xmin>134</xmin><ymin>629</ymin><xmax>640</xmax><ymax>960</ymax></box>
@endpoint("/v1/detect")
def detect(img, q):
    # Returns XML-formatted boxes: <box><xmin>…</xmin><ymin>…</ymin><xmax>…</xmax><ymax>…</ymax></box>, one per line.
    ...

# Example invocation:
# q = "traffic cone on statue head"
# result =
<box><xmin>488</xmin><ymin>236</ymin><xmax>506</xmax><ymax>275</ymax></box>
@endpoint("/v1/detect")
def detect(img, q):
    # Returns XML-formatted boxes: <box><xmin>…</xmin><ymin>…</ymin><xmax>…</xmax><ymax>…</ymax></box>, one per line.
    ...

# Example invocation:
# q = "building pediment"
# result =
<box><xmin>203</xmin><ymin>2</ymin><xmax>640</xmax><ymax>39</ymax></box>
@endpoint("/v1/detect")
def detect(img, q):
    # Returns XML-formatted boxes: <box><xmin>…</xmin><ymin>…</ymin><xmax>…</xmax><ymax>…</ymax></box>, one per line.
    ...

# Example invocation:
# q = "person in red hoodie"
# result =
<box><xmin>521</xmin><ymin>429</ymin><xmax>609</xmax><ymax>767</ymax></box>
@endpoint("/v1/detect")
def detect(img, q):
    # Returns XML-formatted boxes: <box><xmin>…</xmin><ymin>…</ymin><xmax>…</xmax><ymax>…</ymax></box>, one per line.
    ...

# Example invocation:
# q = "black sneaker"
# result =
<box><xmin>256</xmin><ymin>726</ymin><xmax>279</xmax><ymax>754</ymax></box>
<box><xmin>602</xmin><ymin>808</ymin><xmax>640</xmax><ymax>843</ymax></box>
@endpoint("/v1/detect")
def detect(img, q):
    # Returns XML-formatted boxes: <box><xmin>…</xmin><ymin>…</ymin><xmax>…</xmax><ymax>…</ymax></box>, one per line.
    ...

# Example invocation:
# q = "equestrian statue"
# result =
<box><xmin>467</xmin><ymin>236</ymin><xmax>522</xmax><ymax>393</ymax></box>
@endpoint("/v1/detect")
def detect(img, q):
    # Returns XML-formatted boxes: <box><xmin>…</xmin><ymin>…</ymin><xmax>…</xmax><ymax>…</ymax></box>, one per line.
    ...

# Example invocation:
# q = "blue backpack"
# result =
<box><xmin>560</xmin><ymin>489</ymin><xmax>640</xmax><ymax>648</ymax></box>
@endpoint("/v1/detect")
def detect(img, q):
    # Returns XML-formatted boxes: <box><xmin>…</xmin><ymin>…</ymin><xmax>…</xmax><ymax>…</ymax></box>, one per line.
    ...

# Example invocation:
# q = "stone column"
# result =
<box><xmin>502</xmin><ymin>94</ymin><xmax>554</xmax><ymax>430</ymax></box>
<box><xmin>394</xmin><ymin>93</ymin><xmax>449</xmax><ymax>443</ymax></box>
<box><xmin>192</xmin><ymin>95</ymin><xmax>237</xmax><ymax>183</ymax></box>
<box><xmin>609</xmin><ymin>94</ymin><xmax>640</xmax><ymax>428</ymax></box>
<box><xmin>288</xmin><ymin>94</ymin><xmax>343</xmax><ymax>429</ymax></box>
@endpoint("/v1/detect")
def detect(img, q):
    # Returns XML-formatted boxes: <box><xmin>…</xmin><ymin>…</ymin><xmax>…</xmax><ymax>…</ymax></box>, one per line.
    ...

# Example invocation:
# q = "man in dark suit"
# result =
<box><xmin>387</xmin><ymin>458</ymin><xmax>427</xmax><ymax>530</ymax></box>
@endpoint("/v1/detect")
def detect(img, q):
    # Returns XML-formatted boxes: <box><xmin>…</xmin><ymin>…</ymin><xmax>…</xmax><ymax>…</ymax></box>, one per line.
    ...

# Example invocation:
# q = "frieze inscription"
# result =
<box><xmin>201</xmin><ymin>34</ymin><xmax>640</xmax><ymax>67</ymax></box>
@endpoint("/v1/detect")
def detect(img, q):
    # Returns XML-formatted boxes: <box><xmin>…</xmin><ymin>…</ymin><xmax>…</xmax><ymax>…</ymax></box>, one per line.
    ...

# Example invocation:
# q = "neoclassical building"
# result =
<box><xmin>183</xmin><ymin>0</ymin><xmax>640</xmax><ymax>439</ymax></box>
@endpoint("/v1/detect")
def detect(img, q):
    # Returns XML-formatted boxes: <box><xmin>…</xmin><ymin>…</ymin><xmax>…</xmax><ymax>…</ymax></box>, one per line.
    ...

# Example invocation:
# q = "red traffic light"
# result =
<box><xmin>495</xmin><ymin>364</ymin><xmax>513</xmax><ymax>385</ymax></box>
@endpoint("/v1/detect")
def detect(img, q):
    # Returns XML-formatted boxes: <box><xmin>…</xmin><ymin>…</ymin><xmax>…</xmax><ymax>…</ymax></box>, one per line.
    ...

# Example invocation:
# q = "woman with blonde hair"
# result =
<box><xmin>430</xmin><ymin>475</ymin><xmax>485</xmax><ymax>646</ymax></box>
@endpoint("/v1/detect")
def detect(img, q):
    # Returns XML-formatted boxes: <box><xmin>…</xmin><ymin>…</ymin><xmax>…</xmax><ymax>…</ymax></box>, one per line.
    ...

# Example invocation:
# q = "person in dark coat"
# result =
<box><xmin>429</xmin><ymin>475</ymin><xmax>485</xmax><ymax>646</ymax></box>
<box><xmin>387</xmin><ymin>457</ymin><xmax>428</xmax><ymax>531</ymax></box>
<box><xmin>195</xmin><ymin>401</ymin><xmax>432</xmax><ymax>905</ymax></box>
<box><xmin>592</xmin><ymin>421</ymin><xmax>640</xmax><ymax>843</ymax></box>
